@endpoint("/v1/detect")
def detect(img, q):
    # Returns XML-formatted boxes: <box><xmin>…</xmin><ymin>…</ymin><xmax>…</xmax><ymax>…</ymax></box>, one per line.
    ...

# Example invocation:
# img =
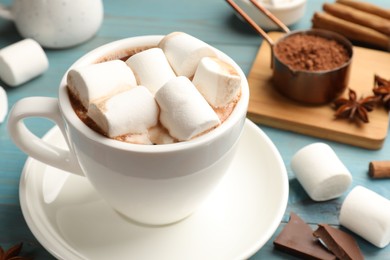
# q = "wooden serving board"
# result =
<box><xmin>247</xmin><ymin>32</ymin><xmax>390</xmax><ymax>150</ymax></box>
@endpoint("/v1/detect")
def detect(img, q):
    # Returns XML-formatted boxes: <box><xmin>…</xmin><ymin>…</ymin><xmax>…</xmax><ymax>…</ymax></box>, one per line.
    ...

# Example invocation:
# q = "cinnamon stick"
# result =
<box><xmin>369</xmin><ymin>161</ymin><xmax>390</xmax><ymax>178</ymax></box>
<box><xmin>337</xmin><ymin>0</ymin><xmax>390</xmax><ymax>20</ymax></box>
<box><xmin>312</xmin><ymin>12</ymin><xmax>390</xmax><ymax>51</ymax></box>
<box><xmin>323</xmin><ymin>3</ymin><xmax>390</xmax><ymax>36</ymax></box>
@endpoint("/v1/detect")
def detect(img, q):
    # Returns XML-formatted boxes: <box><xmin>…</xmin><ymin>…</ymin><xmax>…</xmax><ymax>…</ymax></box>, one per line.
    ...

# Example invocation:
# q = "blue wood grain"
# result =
<box><xmin>1</xmin><ymin>0</ymin><xmax>390</xmax><ymax>259</ymax></box>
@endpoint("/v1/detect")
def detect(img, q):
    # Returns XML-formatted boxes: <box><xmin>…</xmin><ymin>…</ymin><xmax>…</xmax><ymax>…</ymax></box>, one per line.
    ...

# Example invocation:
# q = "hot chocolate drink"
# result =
<box><xmin>67</xmin><ymin>32</ymin><xmax>242</xmax><ymax>145</ymax></box>
<box><xmin>9</xmin><ymin>34</ymin><xmax>249</xmax><ymax>225</ymax></box>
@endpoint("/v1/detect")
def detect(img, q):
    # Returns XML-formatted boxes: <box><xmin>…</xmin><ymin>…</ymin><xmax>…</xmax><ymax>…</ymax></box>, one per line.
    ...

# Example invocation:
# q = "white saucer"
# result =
<box><xmin>19</xmin><ymin>120</ymin><xmax>288</xmax><ymax>260</ymax></box>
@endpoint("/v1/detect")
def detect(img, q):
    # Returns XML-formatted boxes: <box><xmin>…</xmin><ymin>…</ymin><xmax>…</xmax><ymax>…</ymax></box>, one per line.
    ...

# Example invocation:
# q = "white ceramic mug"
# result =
<box><xmin>8</xmin><ymin>35</ymin><xmax>250</xmax><ymax>225</ymax></box>
<box><xmin>0</xmin><ymin>0</ymin><xmax>104</xmax><ymax>48</ymax></box>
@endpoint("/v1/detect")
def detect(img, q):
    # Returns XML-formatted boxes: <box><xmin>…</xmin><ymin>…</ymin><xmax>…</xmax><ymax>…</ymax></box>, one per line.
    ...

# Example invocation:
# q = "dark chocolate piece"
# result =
<box><xmin>273</xmin><ymin>212</ymin><xmax>336</xmax><ymax>260</ymax></box>
<box><xmin>313</xmin><ymin>224</ymin><xmax>364</xmax><ymax>260</ymax></box>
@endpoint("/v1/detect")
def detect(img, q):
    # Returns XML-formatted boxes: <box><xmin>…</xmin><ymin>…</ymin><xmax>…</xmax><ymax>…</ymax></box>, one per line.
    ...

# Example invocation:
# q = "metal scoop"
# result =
<box><xmin>226</xmin><ymin>0</ymin><xmax>353</xmax><ymax>105</ymax></box>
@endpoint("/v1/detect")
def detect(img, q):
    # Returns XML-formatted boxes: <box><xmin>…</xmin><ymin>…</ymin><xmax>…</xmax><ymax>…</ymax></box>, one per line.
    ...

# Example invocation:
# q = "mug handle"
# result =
<box><xmin>0</xmin><ymin>4</ymin><xmax>13</xmax><ymax>20</ymax></box>
<box><xmin>8</xmin><ymin>97</ymin><xmax>84</xmax><ymax>176</ymax></box>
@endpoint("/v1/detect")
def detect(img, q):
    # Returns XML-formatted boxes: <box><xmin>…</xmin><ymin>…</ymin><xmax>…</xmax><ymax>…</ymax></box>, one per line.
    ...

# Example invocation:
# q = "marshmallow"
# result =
<box><xmin>158</xmin><ymin>32</ymin><xmax>217</xmax><ymax>78</ymax></box>
<box><xmin>88</xmin><ymin>86</ymin><xmax>159</xmax><ymax>138</ymax></box>
<box><xmin>120</xmin><ymin>133</ymin><xmax>153</xmax><ymax>145</ymax></box>
<box><xmin>0</xmin><ymin>39</ymin><xmax>49</xmax><ymax>86</ymax></box>
<box><xmin>192</xmin><ymin>57</ymin><xmax>241</xmax><ymax>108</ymax></box>
<box><xmin>339</xmin><ymin>186</ymin><xmax>390</xmax><ymax>248</ymax></box>
<box><xmin>155</xmin><ymin>76</ymin><xmax>220</xmax><ymax>141</ymax></box>
<box><xmin>291</xmin><ymin>143</ymin><xmax>352</xmax><ymax>201</ymax></box>
<box><xmin>0</xmin><ymin>86</ymin><xmax>7</xmax><ymax>123</ymax></box>
<box><xmin>67</xmin><ymin>60</ymin><xmax>137</xmax><ymax>109</ymax></box>
<box><xmin>148</xmin><ymin>125</ymin><xmax>176</xmax><ymax>145</ymax></box>
<box><xmin>125</xmin><ymin>48</ymin><xmax>175</xmax><ymax>94</ymax></box>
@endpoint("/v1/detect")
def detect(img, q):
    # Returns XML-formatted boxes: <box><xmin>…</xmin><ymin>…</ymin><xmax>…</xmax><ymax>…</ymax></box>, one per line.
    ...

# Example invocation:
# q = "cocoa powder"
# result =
<box><xmin>274</xmin><ymin>34</ymin><xmax>350</xmax><ymax>71</ymax></box>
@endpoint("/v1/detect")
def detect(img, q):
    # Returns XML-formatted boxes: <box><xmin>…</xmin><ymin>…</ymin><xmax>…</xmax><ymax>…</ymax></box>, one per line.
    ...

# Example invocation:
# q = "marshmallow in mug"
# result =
<box><xmin>125</xmin><ymin>48</ymin><xmax>176</xmax><ymax>94</ymax></box>
<box><xmin>67</xmin><ymin>60</ymin><xmax>137</xmax><ymax>109</ymax></box>
<box><xmin>88</xmin><ymin>86</ymin><xmax>159</xmax><ymax>140</ymax></box>
<box><xmin>155</xmin><ymin>76</ymin><xmax>220</xmax><ymax>141</ymax></box>
<box><xmin>193</xmin><ymin>57</ymin><xmax>241</xmax><ymax>108</ymax></box>
<box><xmin>291</xmin><ymin>143</ymin><xmax>352</xmax><ymax>201</ymax></box>
<box><xmin>158</xmin><ymin>32</ymin><xmax>217</xmax><ymax>78</ymax></box>
<box><xmin>0</xmin><ymin>39</ymin><xmax>48</xmax><ymax>86</ymax></box>
<box><xmin>67</xmin><ymin>32</ymin><xmax>241</xmax><ymax>144</ymax></box>
<box><xmin>339</xmin><ymin>186</ymin><xmax>390</xmax><ymax>248</ymax></box>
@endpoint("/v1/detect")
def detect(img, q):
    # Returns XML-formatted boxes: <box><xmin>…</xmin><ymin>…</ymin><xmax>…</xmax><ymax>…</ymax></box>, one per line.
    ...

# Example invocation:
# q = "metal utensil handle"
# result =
<box><xmin>225</xmin><ymin>0</ymin><xmax>275</xmax><ymax>46</ymax></box>
<box><xmin>249</xmin><ymin>0</ymin><xmax>290</xmax><ymax>33</ymax></box>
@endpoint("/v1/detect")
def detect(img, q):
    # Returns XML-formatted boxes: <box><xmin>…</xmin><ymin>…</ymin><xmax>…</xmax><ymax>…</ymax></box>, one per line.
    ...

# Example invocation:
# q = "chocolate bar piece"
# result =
<box><xmin>273</xmin><ymin>213</ymin><xmax>336</xmax><ymax>260</ymax></box>
<box><xmin>313</xmin><ymin>224</ymin><xmax>364</xmax><ymax>260</ymax></box>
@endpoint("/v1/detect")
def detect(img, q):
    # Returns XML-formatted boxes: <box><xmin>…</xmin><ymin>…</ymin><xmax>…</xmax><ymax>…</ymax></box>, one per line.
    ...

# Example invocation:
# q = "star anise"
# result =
<box><xmin>333</xmin><ymin>88</ymin><xmax>379</xmax><ymax>123</ymax></box>
<box><xmin>0</xmin><ymin>243</ymin><xmax>31</xmax><ymax>260</ymax></box>
<box><xmin>373</xmin><ymin>74</ymin><xmax>390</xmax><ymax>110</ymax></box>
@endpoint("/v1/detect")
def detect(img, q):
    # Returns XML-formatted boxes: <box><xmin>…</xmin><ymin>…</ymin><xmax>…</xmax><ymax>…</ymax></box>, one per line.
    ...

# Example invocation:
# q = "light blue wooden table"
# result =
<box><xmin>1</xmin><ymin>0</ymin><xmax>389</xmax><ymax>259</ymax></box>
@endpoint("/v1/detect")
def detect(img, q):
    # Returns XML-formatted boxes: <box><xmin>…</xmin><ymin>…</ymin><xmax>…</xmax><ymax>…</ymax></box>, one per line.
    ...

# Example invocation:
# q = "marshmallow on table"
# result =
<box><xmin>0</xmin><ymin>86</ymin><xmax>7</xmax><ymax>123</ymax></box>
<box><xmin>67</xmin><ymin>60</ymin><xmax>137</xmax><ymax>109</ymax></box>
<box><xmin>192</xmin><ymin>57</ymin><xmax>241</xmax><ymax>108</ymax></box>
<box><xmin>155</xmin><ymin>76</ymin><xmax>220</xmax><ymax>141</ymax></box>
<box><xmin>158</xmin><ymin>32</ymin><xmax>217</xmax><ymax>78</ymax></box>
<box><xmin>339</xmin><ymin>185</ymin><xmax>390</xmax><ymax>248</ymax></box>
<box><xmin>88</xmin><ymin>86</ymin><xmax>159</xmax><ymax>138</ymax></box>
<box><xmin>125</xmin><ymin>48</ymin><xmax>175</xmax><ymax>95</ymax></box>
<box><xmin>291</xmin><ymin>142</ymin><xmax>352</xmax><ymax>201</ymax></box>
<box><xmin>0</xmin><ymin>39</ymin><xmax>48</xmax><ymax>87</ymax></box>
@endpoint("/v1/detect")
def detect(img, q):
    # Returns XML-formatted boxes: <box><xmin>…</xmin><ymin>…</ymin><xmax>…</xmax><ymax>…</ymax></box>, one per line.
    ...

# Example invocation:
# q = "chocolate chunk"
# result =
<box><xmin>273</xmin><ymin>213</ymin><xmax>336</xmax><ymax>260</ymax></box>
<box><xmin>313</xmin><ymin>224</ymin><xmax>364</xmax><ymax>260</ymax></box>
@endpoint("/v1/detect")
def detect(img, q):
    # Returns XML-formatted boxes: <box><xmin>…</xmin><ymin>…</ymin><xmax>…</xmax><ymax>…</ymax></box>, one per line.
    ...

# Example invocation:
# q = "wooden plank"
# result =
<box><xmin>247</xmin><ymin>32</ymin><xmax>390</xmax><ymax>150</ymax></box>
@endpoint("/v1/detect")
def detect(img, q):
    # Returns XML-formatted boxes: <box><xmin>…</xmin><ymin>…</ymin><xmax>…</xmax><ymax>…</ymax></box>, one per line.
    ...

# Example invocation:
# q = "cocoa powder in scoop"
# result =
<box><xmin>274</xmin><ymin>34</ymin><xmax>350</xmax><ymax>71</ymax></box>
